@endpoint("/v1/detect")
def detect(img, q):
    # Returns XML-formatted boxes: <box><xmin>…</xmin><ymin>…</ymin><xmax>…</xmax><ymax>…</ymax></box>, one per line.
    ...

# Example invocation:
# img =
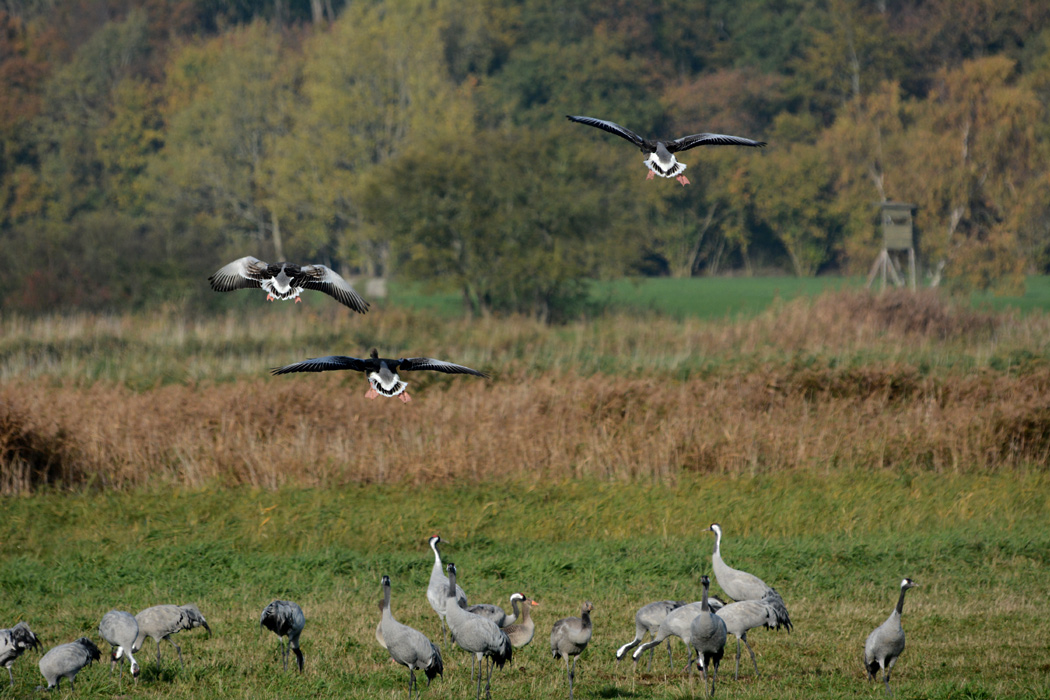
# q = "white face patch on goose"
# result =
<box><xmin>368</xmin><ymin>373</ymin><xmax>407</xmax><ymax>397</ymax></box>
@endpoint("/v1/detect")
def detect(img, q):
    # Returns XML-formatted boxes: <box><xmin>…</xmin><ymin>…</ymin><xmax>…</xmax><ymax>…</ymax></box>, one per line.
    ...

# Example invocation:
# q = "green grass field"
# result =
<box><xmin>385</xmin><ymin>275</ymin><xmax>1050</xmax><ymax>319</ymax></box>
<box><xmin>1</xmin><ymin>471</ymin><xmax>1047</xmax><ymax>699</ymax></box>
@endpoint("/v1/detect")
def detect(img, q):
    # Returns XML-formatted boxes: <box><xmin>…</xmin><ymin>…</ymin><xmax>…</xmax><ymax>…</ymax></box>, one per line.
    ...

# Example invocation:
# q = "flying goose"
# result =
<box><xmin>208</xmin><ymin>256</ymin><xmax>369</xmax><ymax>312</ymax></box>
<box><xmin>271</xmin><ymin>349</ymin><xmax>489</xmax><ymax>403</ymax></box>
<box><xmin>566</xmin><ymin>115</ymin><xmax>766</xmax><ymax>186</ymax></box>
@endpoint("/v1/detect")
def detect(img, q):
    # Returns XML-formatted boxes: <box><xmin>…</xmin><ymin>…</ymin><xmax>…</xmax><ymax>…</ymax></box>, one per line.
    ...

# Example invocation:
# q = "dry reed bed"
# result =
<box><xmin>3</xmin><ymin>364</ymin><xmax>1048</xmax><ymax>493</ymax></box>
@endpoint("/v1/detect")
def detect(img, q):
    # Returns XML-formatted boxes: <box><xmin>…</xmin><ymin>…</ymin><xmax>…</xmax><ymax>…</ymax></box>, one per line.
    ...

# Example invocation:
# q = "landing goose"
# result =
<box><xmin>567</xmin><ymin>115</ymin><xmax>766</xmax><ymax>186</ymax></box>
<box><xmin>271</xmin><ymin>348</ymin><xmax>488</xmax><ymax>403</ymax></box>
<box><xmin>208</xmin><ymin>256</ymin><xmax>369</xmax><ymax>312</ymax></box>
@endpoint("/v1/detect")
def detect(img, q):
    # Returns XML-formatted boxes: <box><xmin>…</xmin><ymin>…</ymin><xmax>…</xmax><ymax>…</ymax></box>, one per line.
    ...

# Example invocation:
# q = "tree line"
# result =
<box><xmin>2</xmin><ymin>0</ymin><xmax>1049</xmax><ymax>318</ymax></box>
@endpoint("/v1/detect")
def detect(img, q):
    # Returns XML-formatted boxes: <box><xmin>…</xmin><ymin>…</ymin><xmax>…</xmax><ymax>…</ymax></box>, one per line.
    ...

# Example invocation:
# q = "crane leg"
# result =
<box><xmin>168</xmin><ymin>638</ymin><xmax>184</xmax><ymax>669</ymax></box>
<box><xmin>883</xmin><ymin>668</ymin><xmax>893</xmax><ymax>695</ymax></box>
<box><xmin>568</xmin><ymin>656</ymin><xmax>576</xmax><ymax>700</ymax></box>
<box><xmin>486</xmin><ymin>656</ymin><xmax>494</xmax><ymax>699</ymax></box>
<box><xmin>156</xmin><ymin>638</ymin><xmax>163</xmax><ymax>667</ymax></box>
<box><xmin>741</xmin><ymin>635</ymin><xmax>759</xmax><ymax>678</ymax></box>
<box><xmin>665</xmin><ymin>637</ymin><xmax>673</xmax><ymax>670</ymax></box>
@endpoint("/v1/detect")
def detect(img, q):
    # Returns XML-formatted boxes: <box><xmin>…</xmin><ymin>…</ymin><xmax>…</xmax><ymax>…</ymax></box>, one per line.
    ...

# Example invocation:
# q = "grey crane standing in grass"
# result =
<box><xmin>550</xmin><ymin>601</ymin><xmax>593</xmax><ymax>700</ymax></box>
<box><xmin>98</xmin><ymin>611</ymin><xmax>140</xmax><ymax>683</ymax></box>
<box><xmin>706</xmin><ymin>523</ymin><xmax>792</xmax><ymax>629</ymax></box>
<box><xmin>690</xmin><ymin>576</ymin><xmax>727</xmax><ymax>696</ymax></box>
<box><xmin>37</xmin><ymin>638</ymin><xmax>101</xmax><ymax>691</ymax></box>
<box><xmin>715</xmin><ymin>593</ymin><xmax>790</xmax><ymax>679</ymax></box>
<box><xmin>465</xmin><ymin>593</ymin><xmax>526</xmax><ymax>678</ymax></box>
<box><xmin>426</xmin><ymin>535</ymin><xmax>467</xmax><ymax>647</ymax></box>
<box><xmin>1</xmin><ymin>621</ymin><xmax>40</xmax><ymax>687</ymax></box>
<box><xmin>380</xmin><ymin>575</ymin><xmax>444</xmax><ymax>700</ymax></box>
<box><xmin>132</xmin><ymin>604</ymin><xmax>211</xmax><ymax>670</ymax></box>
<box><xmin>630</xmin><ymin>595</ymin><xmax>724</xmax><ymax>671</ymax></box>
<box><xmin>864</xmin><ymin>578</ymin><xmax>917</xmax><ymax>695</ymax></box>
<box><xmin>444</xmin><ymin>563</ymin><xmax>511</xmax><ymax>700</ymax></box>
<box><xmin>502</xmin><ymin>597</ymin><xmax>539</xmax><ymax>650</ymax></box>
<box><xmin>615</xmin><ymin>600</ymin><xmax>688</xmax><ymax>671</ymax></box>
<box><xmin>260</xmin><ymin>600</ymin><xmax>305</xmax><ymax>673</ymax></box>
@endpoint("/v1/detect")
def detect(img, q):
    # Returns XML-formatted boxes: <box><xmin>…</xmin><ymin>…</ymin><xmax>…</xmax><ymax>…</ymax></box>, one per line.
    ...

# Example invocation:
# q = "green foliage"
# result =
<box><xmin>3</xmin><ymin>1</ymin><xmax>1050</xmax><ymax>312</ymax></box>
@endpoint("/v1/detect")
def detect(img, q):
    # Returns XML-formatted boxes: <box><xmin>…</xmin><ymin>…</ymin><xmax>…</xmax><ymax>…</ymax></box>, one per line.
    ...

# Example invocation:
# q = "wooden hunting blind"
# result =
<box><xmin>868</xmin><ymin>201</ymin><xmax>917</xmax><ymax>290</ymax></box>
<box><xmin>881</xmin><ymin>202</ymin><xmax>915</xmax><ymax>250</ymax></box>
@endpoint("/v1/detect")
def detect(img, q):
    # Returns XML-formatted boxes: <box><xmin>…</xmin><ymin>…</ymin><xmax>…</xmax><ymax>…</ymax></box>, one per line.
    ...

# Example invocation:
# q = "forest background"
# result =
<box><xmin>2</xmin><ymin>0</ymin><xmax>1050</xmax><ymax>321</ymax></box>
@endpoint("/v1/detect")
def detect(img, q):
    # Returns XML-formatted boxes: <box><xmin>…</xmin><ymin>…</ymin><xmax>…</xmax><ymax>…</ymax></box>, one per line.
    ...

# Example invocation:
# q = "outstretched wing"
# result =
<box><xmin>566</xmin><ymin>115</ymin><xmax>647</xmax><ymax>148</ymax></box>
<box><xmin>271</xmin><ymin>355</ymin><xmax>369</xmax><ymax>375</ymax></box>
<box><xmin>669</xmin><ymin>133</ymin><xmax>767</xmax><ymax>153</ymax></box>
<box><xmin>398</xmin><ymin>358</ymin><xmax>489</xmax><ymax>378</ymax></box>
<box><xmin>208</xmin><ymin>256</ymin><xmax>269</xmax><ymax>291</ymax></box>
<box><xmin>294</xmin><ymin>264</ymin><xmax>370</xmax><ymax>314</ymax></box>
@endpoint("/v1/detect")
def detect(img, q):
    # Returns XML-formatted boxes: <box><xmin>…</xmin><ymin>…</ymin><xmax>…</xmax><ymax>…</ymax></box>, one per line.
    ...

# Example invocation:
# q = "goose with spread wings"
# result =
<box><xmin>208</xmin><ymin>256</ymin><xmax>369</xmax><ymax>312</ymax></box>
<box><xmin>271</xmin><ymin>348</ymin><xmax>488</xmax><ymax>403</ymax></box>
<box><xmin>566</xmin><ymin>115</ymin><xmax>766</xmax><ymax>186</ymax></box>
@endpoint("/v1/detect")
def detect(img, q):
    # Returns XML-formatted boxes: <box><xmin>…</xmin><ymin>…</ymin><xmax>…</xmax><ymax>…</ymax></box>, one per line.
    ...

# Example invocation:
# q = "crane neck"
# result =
<box><xmin>701</xmin><ymin>581</ymin><xmax>711</xmax><ymax>612</ymax></box>
<box><xmin>510</xmin><ymin>596</ymin><xmax>521</xmax><ymax>619</ymax></box>
<box><xmin>712</xmin><ymin>528</ymin><xmax>722</xmax><ymax>557</ymax></box>
<box><xmin>447</xmin><ymin>567</ymin><xmax>457</xmax><ymax>599</ymax></box>
<box><xmin>382</xmin><ymin>581</ymin><xmax>391</xmax><ymax>611</ymax></box>
<box><xmin>430</xmin><ymin>539</ymin><xmax>442</xmax><ymax>566</ymax></box>
<box><xmin>895</xmin><ymin>586</ymin><xmax>909</xmax><ymax>616</ymax></box>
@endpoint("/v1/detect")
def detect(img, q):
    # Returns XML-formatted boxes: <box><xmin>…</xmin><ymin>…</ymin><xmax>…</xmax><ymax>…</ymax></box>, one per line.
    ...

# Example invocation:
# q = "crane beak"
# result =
<box><xmin>203</xmin><ymin>621</ymin><xmax>213</xmax><ymax>637</ymax></box>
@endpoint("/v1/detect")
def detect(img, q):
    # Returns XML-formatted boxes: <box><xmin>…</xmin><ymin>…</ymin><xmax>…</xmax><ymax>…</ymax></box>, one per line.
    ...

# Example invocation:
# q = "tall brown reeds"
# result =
<box><xmin>1</xmin><ymin>289</ymin><xmax>1046</xmax><ymax>492</ymax></box>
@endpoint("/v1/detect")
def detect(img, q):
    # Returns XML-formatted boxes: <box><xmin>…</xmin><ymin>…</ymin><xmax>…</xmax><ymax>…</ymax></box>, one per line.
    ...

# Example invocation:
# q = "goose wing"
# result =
<box><xmin>398</xmin><ymin>357</ymin><xmax>489</xmax><ymax>377</ymax></box>
<box><xmin>293</xmin><ymin>264</ymin><xmax>370</xmax><ymax>314</ymax></box>
<box><xmin>669</xmin><ymin>133</ymin><xmax>767</xmax><ymax>153</ymax></box>
<box><xmin>208</xmin><ymin>256</ymin><xmax>271</xmax><ymax>291</ymax></box>
<box><xmin>566</xmin><ymin>115</ymin><xmax>647</xmax><ymax>148</ymax></box>
<box><xmin>271</xmin><ymin>355</ymin><xmax>370</xmax><ymax>375</ymax></box>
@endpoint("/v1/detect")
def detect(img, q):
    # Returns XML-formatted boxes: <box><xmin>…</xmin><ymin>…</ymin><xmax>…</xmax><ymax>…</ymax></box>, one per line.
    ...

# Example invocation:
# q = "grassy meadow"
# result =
<box><xmin>2</xmin><ymin>283</ymin><xmax>1050</xmax><ymax>699</ymax></box>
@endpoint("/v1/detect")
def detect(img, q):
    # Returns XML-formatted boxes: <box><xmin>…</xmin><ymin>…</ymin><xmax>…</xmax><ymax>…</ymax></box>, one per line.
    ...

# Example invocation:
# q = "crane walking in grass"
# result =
<box><xmin>864</xmin><ymin>578</ymin><xmax>917</xmax><ymax>695</ymax></box>
<box><xmin>444</xmin><ymin>563</ymin><xmax>511</xmax><ymax>700</ymax></box>
<box><xmin>615</xmin><ymin>600</ymin><xmax>688</xmax><ymax>671</ymax></box>
<box><xmin>706</xmin><ymin>523</ymin><xmax>792</xmax><ymax>628</ymax></box>
<box><xmin>630</xmin><ymin>594</ymin><xmax>724</xmax><ymax>672</ymax></box>
<box><xmin>380</xmin><ymin>575</ymin><xmax>444</xmax><ymax>700</ymax></box>
<box><xmin>690</xmin><ymin>576</ymin><xmax>727</xmax><ymax>696</ymax></box>
<box><xmin>98</xmin><ymin>611</ymin><xmax>140</xmax><ymax>684</ymax></box>
<box><xmin>426</xmin><ymin>536</ymin><xmax>467</xmax><ymax>647</ymax></box>
<box><xmin>550</xmin><ymin>601</ymin><xmax>593</xmax><ymax>700</ymax></box>
<box><xmin>37</xmin><ymin>638</ymin><xmax>101</xmax><ymax>691</ymax></box>
<box><xmin>260</xmin><ymin>600</ymin><xmax>305</xmax><ymax>673</ymax></box>
<box><xmin>133</xmin><ymin>604</ymin><xmax>211</xmax><ymax>670</ymax></box>
<box><xmin>1</xmin><ymin>622</ymin><xmax>41</xmax><ymax>687</ymax></box>
<box><xmin>715</xmin><ymin>594</ymin><xmax>789</xmax><ymax>679</ymax></box>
